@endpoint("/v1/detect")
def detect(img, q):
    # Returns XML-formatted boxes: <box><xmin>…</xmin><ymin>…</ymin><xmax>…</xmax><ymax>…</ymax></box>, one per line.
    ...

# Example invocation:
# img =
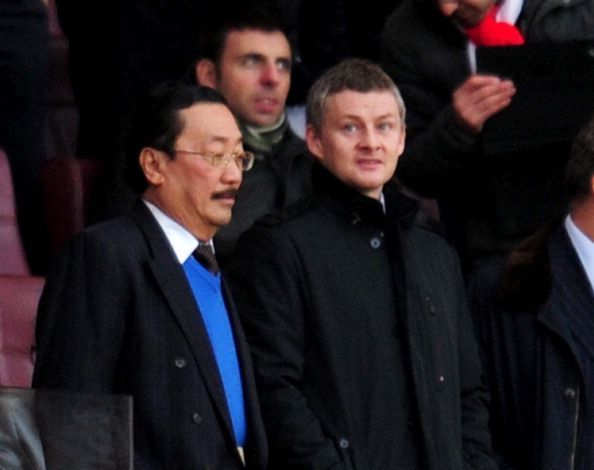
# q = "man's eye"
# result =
<box><xmin>377</xmin><ymin>122</ymin><xmax>394</xmax><ymax>131</ymax></box>
<box><xmin>342</xmin><ymin>124</ymin><xmax>358</xmax><ymax>133</ymax></box>
<box><xmin>241</xmin><ymin>56</ymin><xmax>260</xmax><ymax>67</ymax></box>
<box><xmin>276</xmin><ymin>59</ymin><xmax>292</xmax><ymax>72</ymax></box>
<box><xmin>210</xmin><ymin>153</ymin><xmax>226</xmax><ymax>164</ymax></box>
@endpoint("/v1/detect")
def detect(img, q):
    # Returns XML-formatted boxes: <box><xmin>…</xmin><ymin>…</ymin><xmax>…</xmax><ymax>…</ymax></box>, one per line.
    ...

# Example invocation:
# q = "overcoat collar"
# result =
<box><xmin>311</xmin><ymin>163</ymin><xmax>419</xmax><ymax>229</ymax></box>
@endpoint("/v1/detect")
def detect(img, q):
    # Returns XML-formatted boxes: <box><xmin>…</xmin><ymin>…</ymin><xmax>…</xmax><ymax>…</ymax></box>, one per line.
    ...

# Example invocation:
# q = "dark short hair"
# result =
<box><xmin>565</xmin><ymin>114</ymin><xmax>594</xmax><ymax>202</ymax></box>
<box><xmin>306</xmin><ymin>58</ymin><xmax>406</xmax><ymax>133</ymax></box>
<box><xmin>123</xmin><ymin>82</ymin><xmax>227</xmax><ymax>193</ymax></box>
<box><xmin>195</xmin><ymin>5</ymin><xmax>290</xmax><ymax>68</ymax></box>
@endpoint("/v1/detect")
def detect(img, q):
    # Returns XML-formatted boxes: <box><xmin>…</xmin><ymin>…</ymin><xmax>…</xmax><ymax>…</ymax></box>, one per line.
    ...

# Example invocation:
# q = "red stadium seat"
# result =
<box><xmin>0</xmin><ymin>276</ymin><xmax>44</xmax><ymax>387</ymax></box>
<box><xmin>39</xmin><ymin>157</ymin><xmax>104</xmax><ymax>260</ymax></box>
<box><xmin>0</xmin><ymin>149</ymin><xmax>31</xmax><ymax>276</ymax></box>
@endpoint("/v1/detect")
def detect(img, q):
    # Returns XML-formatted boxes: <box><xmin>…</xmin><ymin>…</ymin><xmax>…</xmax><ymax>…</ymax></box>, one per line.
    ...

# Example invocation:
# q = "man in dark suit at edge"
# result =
<box><xmin>32</xmin><ymin>83</ymin><xmax>267</xmax><ymax>469</ymax></box>
<box><xmin>470</xmin><ymin>114</ymin><xmax>594</xmax><ymax>470</ymax></box>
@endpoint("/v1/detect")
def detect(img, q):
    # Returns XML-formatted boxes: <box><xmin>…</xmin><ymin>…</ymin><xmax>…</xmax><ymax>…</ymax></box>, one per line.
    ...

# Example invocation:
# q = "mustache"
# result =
<box><xmin>212</xmin><ymin>188</ymin><xmax>239</xmax><ymax>200</ymax></box>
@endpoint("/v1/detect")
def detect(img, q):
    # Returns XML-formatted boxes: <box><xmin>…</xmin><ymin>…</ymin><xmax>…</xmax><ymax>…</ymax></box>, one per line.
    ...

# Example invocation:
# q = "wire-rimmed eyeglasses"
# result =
<box><xmin>173</xmin><ymin>150</ymin><xmax>255</xmax><ymax>171</ymax></box>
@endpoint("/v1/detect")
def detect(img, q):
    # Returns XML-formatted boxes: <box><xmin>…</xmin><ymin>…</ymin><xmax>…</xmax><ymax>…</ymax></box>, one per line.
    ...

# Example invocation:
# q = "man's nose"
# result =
<box><xmin>221</xmin><ymin>158</ymin><xmax>243</xmax><ymax>184</ymax></box>
<box><xmin>260</xmin><ymin>63</ymin><xmax>280</xmax><ymax>87</ymax></box>
<box><xmin>359</xmin><ymin>128</ymin><xmax>381</xmax><ymax>150</ymax></box>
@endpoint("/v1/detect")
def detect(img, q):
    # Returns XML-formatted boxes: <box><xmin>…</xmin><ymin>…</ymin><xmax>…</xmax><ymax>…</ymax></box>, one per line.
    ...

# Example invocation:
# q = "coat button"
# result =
<box><xmin>369</xmin><ymin>237</ymin><xmax>382</xmax><ymax>249</ymax></box>
<box><xmin>338</xmin><ymin>438</ymin><xmax>349</xmax><ymax>449</ymax></box>
<box><xmin>192</xmin><ymin>412</ymin><xmax>202</xmax><ymax>424</ymax></box>
<box><xmin>438</xmin><ymin>375</ymin><xmax>445</xmax><ymax>383</ymax></box>
<box><xmin>174</xmin><ymin>357</ymin><xmax>187</xmax><ymax>368</ymax></box>
<box><xmin>563</xmin><ymin>388</ymin><xmax>577</xmax><ymax>400</ymax></box>
<box><xmin>425</xmin><ymin>296</ymin><xmax>436</xmax><ymax>315</ymax></box>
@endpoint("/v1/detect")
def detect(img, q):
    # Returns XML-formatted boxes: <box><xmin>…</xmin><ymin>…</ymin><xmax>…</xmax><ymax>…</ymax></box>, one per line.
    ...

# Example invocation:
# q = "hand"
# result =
<box><xmin>452</xmin><ymin>74</ymin><xmax>516</xmax><ymax>134</ymax></box>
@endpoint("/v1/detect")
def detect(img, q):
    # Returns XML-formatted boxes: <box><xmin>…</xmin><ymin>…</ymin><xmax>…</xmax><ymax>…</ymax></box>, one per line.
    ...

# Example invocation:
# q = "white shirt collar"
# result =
<box><xmin>497</xmin><ymin>0</ymin><xmax>523</xmax><ymax>25</ymax></box>
<box><xmin>143</xmin><ymin>199</ymin><xmax>200</xmax><ymax>264</ymax></box>
<box><xmin>564</xmin><ymin>214</ymin><xmax>594</xmax><ymax>293</ymax></box>
<box><xmin>379</xmin><ymin>192</ymin><xmax>386</xmax><ymax>213</ymax></box>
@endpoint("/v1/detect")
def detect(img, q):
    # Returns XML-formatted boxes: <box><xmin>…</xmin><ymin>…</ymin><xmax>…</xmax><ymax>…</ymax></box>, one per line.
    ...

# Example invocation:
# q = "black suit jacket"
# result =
<box><xmin>33</xmin><ymin>202</ymin><xmax>267</xmax><ymax>470</ymax></box>
<box><xmin>469</xmin><ymin>222</ymin><xmax>594</xmax><ymax>469</ymax></box>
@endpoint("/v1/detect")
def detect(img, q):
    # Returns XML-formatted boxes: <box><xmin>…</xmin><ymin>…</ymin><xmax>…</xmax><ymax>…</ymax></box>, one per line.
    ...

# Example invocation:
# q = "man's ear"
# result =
<box><xmin>305</xmin><ymin>125</ymin><xmax>324</xmax><ymax>162</ymax></box>
<box><xmin>396</xmin><ymin>127</ymin><xmax>406</xmax><ymax>158</ymax></box>
<box><xmin>139</xmin><ymin>147</ymin><xmax>167</xmax><ymax>186</ymax></box>
<box><xmin>195</xmin><ymin>59</ymin><xmax>218</xmax><ymax>88</ymax></box>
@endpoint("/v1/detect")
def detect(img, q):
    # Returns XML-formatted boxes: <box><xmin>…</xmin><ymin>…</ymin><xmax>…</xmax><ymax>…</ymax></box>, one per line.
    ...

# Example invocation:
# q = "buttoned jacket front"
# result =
<box><xmin>228</xmin><ymin>165</ymin><xmax>496</xmax><ymax>469</ymax></box>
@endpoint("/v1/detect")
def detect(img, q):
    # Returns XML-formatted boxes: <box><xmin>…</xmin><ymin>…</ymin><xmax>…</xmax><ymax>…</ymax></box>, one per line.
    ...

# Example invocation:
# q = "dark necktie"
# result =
<box><xmin>193</xmin><ymin>243</ymin><xmax>220</xmax><ymax>274</ymax></box>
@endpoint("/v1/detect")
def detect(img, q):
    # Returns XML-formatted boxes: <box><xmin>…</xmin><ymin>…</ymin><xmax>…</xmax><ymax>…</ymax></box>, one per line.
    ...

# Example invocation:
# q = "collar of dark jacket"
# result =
<box><xmin>311</xmin><ymin>163</ymin><xmax>419</xmax><ymax>229</ymax></box>
<box><xmin>498</xmin><ymin>217</ymin><xmax>561</xmax><ymax>312</ymax></box>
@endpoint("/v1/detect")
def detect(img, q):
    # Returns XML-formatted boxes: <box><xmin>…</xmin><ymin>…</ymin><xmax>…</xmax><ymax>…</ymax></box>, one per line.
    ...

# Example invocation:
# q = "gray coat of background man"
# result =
<box><xmin>228</xmin><ymin>59</ymin><xmax>497</xmax><ymax>470</ymax></box>
<box><xmin>32</xmin><ymin>83</ymin><xmax>267</xmax><ymax>469</ymax></box>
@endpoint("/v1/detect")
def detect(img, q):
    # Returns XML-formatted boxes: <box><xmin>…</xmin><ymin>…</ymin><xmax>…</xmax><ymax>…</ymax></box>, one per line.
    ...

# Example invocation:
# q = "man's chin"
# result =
<box><xmin>245</xmin><ymin>112</ymin><xmax>284</xmax><ymax>128</ymax></box>
<box><xmin>216</xmin><ymin>211</ymin><xmax>234</xmax><ymax>227</ymax></box>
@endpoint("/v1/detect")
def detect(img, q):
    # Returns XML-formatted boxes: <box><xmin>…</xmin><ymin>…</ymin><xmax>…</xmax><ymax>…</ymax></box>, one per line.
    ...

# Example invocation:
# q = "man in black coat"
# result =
<box><xmin>227</xmin><ymin>59</ymin><xmax>497</xmax><ymax>469</ymax></box>
<box><xmin>469</xmin><ymin>114</ymin><xmax>594</xmax><ymax>470</ymax></box>
<box><xmin>193</xmin><ymin>7</ymin><xmax>312</xmax><ymax>264</ymax></box>
<box><xmin>32</xmin><ymin>83</ymin><xmax>267</xmax><ymax>469</ymax></box>
<box><xmin>381</xmin><ymin>0</ymin><xmax>594</xmax><ymax>264</ymax></box>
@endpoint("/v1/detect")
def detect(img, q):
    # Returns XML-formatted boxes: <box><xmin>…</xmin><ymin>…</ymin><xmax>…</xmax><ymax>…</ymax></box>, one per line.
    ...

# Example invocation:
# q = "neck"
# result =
<box><xmin>239</xmin><ymin>114</ymin><xmax>288</xmax><ymax>154</ymax></box>
<box><xmin>570</xmin><ymin>197</ymin><xmax>594</xmax><ymax>242</ymax></box>
<box><xmin>143</xmin><ymin>191</ymin><xmax>216</xmax><ymax>241</ymax></box>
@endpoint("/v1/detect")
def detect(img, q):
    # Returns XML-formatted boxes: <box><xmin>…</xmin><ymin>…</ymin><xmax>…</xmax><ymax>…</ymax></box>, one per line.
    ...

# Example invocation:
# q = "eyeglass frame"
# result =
<box><xmin>172</xmin><ymin>149</ymin><xmax>255</xmax><ymax>171</ymax></box>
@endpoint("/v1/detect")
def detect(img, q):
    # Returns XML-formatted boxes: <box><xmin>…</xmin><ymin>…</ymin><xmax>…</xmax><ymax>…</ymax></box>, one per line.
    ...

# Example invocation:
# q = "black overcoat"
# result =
<box><xmin>380</xmin><ymin>0</ymin><xmax>594</xmax><ymax>257</ymax></box>
<box><xmin>33</xmin><ymin>202</ymin><xmax>267</xmax><ymax>470</ymax></box>
<box><xmin>228</xmin><ymin>166</ymin><xmax>496</xmax><ymax>469</ymax></box>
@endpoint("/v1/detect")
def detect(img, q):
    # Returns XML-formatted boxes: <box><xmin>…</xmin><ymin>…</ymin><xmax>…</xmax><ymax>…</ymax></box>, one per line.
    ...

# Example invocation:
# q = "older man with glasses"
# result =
<box><xmin>33</xmin><ymin>82</ymin><xmax>268</xmax><ymax>470</ymax></box>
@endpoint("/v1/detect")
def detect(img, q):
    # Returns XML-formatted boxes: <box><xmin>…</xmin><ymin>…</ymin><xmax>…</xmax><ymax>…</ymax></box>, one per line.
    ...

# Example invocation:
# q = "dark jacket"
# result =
<box><xmin>215</xmin><ymin>128</ymin><xmax>311</xmax><ymax>265</ymax></box>
<box><xmin>468</xmin><ymin>222</ymin><xmax>594</xmax><ymax>469</ymax></box>
<box><xmin>33</xmin><ymin>202</ymin><xmax>267</xmax><ymax>470</ymax></box>
<box><xmin>227</xmin><ymin>165</ymin><xmax>497</xmax><ymax>470</ymax></box>
<box><xmin>380</xmin><ymin>0</ymin><xmax>594</xmax><ymax>258</ymax></box>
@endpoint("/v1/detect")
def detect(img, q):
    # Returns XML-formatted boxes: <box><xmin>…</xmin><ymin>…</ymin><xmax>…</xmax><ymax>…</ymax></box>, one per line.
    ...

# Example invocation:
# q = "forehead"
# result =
<box><xmin>221</xmin><ymin>28</ymin><xmax>291</xmax><ymax>60</ymax></box>
<box><xmin>176</xmin><ymin>103</ymin><xmax>242</xmax><ymax>145</ymax></box>
<box><xmin>322</xmin><ymin>90</ymin><xmax>400</xmax><ymax>123</ymax></box>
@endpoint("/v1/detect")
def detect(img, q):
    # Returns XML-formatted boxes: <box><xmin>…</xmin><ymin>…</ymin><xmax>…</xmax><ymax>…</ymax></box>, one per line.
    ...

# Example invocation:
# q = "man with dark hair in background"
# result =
<box><xmin>33</xmin><ymin>83</ymin><xmax>267</xmax><ymax>469</ymax></box>
<box><xmin>194</xmin><ymin>6</ymin><xmax>312</xmax><ymax>263</ymax></box>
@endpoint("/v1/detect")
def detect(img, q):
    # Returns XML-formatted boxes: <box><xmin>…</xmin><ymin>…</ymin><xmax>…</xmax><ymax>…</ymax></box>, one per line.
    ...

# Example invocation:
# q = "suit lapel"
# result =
<box><xmin>540</xmin><ymin>226</ymin><xmax>594</xmax><ymax>359</ymax></box>
<box><xmin>129</xmin><ymin>202</ymin><xmax>237</xmax><ymax>443</ymax></box>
